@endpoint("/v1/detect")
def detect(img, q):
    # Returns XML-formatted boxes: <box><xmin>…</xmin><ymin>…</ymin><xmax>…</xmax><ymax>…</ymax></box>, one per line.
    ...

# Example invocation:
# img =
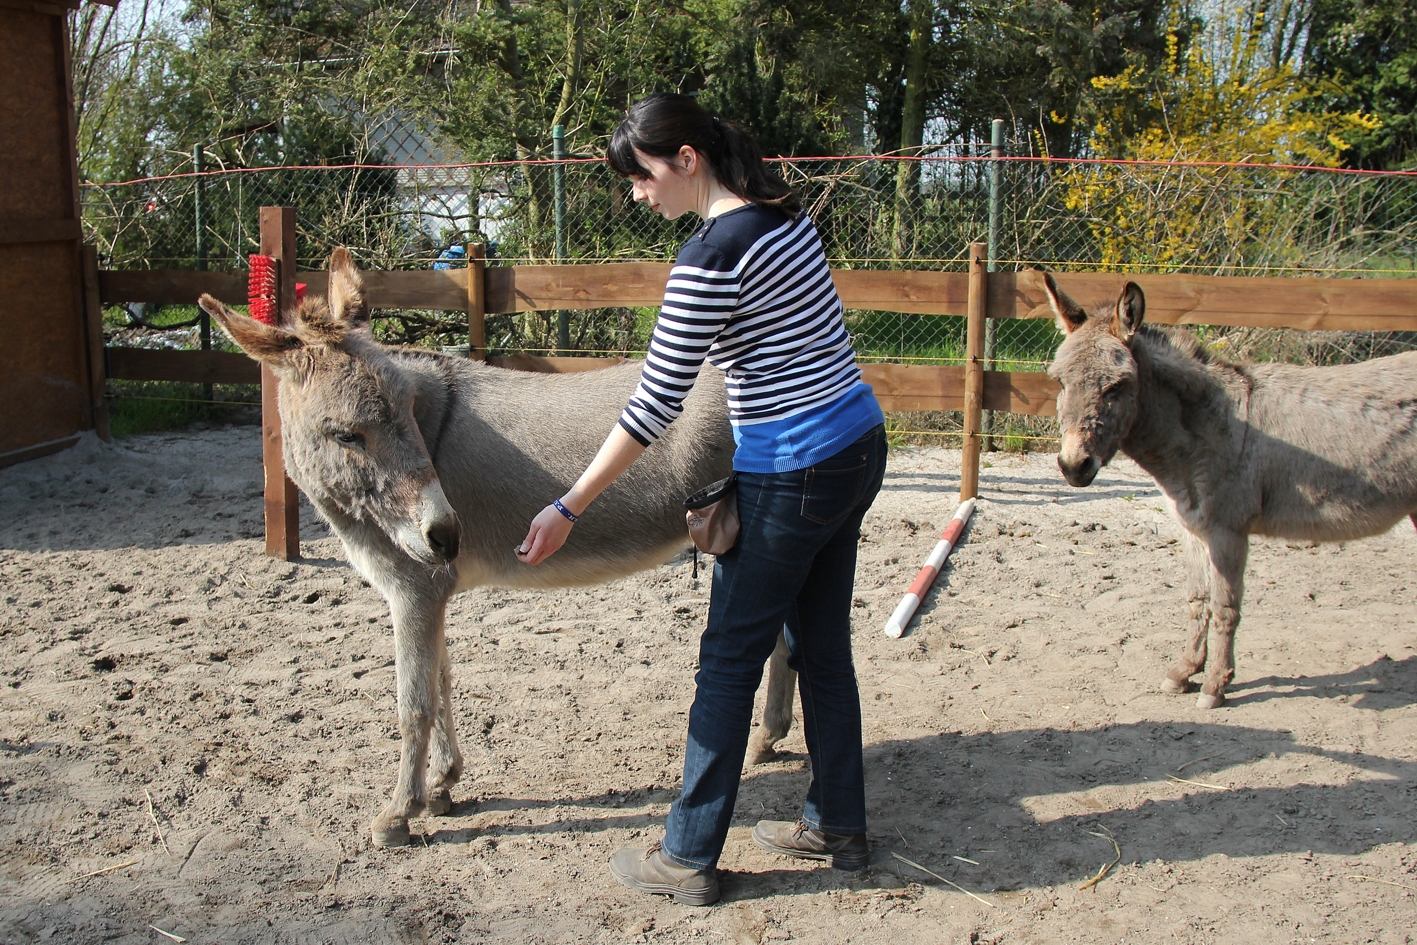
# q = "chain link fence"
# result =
<box><xmin>82</xmin><ymin>147</ymin><xmax>1417</xmax><ymax>447</ymax></box>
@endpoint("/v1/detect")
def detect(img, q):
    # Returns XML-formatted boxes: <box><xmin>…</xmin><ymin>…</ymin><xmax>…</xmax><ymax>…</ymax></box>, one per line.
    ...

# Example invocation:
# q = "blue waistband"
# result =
<box><xmin>731</xmin><ymin>383</ymin><xmax>885</xmax><ymax>473</ymax></box>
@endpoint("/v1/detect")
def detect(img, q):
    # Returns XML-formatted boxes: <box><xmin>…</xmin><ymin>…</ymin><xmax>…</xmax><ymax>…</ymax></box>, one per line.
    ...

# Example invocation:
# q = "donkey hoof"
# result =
<box><xmin>749</xmin><ymin>747</ymin><xmax>778</xmax><ymax>766</ymax></box>
<box><xmin>426</xmin><ymin>788</ymin><xmax>453</xmax><ymax>817</ymax></box>
<box><xmin>371</xmin><ymin>817</ymin><xmax>411</xmax><ymax>848</ymax></box>
<box><xmin>1195</xmin><ymin>692</ymin><xmax>1225</xmax><ymax>710</ymax></box>
<box><xmin>1160</xmin><ymin>676</ymin><xmax>1188</xmax><ymax>694</ymax></box>
<box><xmin>748</xmin><ymin>734</ymin><xmax>783</xmax><ymax>765</ymax></box>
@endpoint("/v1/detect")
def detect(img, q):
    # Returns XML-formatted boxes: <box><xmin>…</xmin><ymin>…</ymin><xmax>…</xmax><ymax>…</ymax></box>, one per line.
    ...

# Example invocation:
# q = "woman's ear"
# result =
<box><xmin>678</xmin><ymin>145</ymin><xmax>698</xmax><ymax>174</ymax></box>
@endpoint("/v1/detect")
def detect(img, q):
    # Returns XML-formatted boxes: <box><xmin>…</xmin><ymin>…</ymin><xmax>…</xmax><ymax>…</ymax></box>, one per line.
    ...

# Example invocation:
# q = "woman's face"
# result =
<box><xmin>629</xmin><ymin>146</ymin><xmax>700</xmax><ymax>220</ymax></box>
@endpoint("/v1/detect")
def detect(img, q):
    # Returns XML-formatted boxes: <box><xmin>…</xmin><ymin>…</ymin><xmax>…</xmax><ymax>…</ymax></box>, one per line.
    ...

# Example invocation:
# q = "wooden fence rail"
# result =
<box><xmin>98</xmin><ymin>263</ymin><xmax>1417</xmax><ymax>329</ymax></box>
<box><xmin>95</xmin><ymin>231</ymin><xmax>1417</xmax><ymax>558</ymax></box>
<box><xmin>99</xmin><ymin>261</ymin><xmax>1417</xmax><ymax>416</ymax></box>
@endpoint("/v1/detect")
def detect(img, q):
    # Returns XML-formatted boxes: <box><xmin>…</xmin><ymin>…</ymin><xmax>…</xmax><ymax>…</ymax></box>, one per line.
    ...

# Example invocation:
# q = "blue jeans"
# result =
<box><xmin>661</xmin><ymin>424</ymin><xmax>887</xmax><ymax>869</ymax></box>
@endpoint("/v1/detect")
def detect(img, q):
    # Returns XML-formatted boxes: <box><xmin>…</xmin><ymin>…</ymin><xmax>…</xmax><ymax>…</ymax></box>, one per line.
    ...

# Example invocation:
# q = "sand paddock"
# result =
<box><xmin>1</xmin><ymin>427</ymin><xmax>1414</xmax><ymax>943</ymax></box>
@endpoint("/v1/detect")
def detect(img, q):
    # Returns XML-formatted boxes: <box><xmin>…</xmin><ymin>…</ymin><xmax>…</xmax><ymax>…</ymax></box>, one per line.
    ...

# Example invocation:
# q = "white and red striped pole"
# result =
<box><xmin>883</xmin><ymin>497</ymin><xmax>976</xmax><ymax>638</ymax></box>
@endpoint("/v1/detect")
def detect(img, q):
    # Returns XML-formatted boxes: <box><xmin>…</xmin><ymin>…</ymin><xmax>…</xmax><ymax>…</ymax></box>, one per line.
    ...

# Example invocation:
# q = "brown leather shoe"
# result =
<box><xmin>752</xmin><ymin>820</ymin><xmax>869</xmax><ymax>871</ymax></box>
<box><xmin>608</xmin><ymin>842</ymin><xmax>720</xmax><ymax>906</ymax></box>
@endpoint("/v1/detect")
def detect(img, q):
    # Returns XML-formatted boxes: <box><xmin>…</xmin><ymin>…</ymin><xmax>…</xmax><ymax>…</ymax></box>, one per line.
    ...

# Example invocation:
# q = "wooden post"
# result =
<box><xmin>960</xmin><ymin>242</ymin><xmax>987</xmax><ymax>502</ymax></box>
<box><xmin>466</xmin><ymin>242</ymin><xmax>487</xmax><ymax>361</ymax></box>
<box><xmin>259</xmin><ymin>206</ymin><xmax>300</xmax><ymax>560</ymax></box>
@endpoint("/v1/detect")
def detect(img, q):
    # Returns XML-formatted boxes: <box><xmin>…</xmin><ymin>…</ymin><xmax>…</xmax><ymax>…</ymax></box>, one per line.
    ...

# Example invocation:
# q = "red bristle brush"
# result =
<box><xmin>247</xmin><ymin>255</ymin><xmax>308</xmax><ymax>326</ymax></box>
<box><xmin>248</xmin><ymin>254</ymin><xmax>277</xmax><ymax>325</ymax></box>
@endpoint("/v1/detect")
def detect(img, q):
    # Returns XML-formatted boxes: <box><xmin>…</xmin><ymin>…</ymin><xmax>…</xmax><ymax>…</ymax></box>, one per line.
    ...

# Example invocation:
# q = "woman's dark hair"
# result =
<box><xmin>607</xmin><ymin>93</ymin><xmax>800</xmax><ymax>217</ymax></box>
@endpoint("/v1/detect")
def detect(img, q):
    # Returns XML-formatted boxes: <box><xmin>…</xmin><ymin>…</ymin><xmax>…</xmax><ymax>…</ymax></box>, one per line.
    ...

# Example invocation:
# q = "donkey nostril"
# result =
<box><xmin>425</xmin><ymin>519</ymin><xmax>460</xmax><ymax>561</ymax></box>
<box><xmin>1058</xmin><ymin>454</ymin><xmax>1095</xmax><ymax>484</ymax></box>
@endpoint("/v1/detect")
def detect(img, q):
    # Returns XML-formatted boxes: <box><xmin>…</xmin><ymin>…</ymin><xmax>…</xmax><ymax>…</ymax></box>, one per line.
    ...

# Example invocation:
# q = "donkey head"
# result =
<box><xmin>1042</xmin><ymin>273</ymin><xmax>1146</xmax><ymax>487</ymax></box>
<box><xmin>198</xmin><ymin>249</ymin><xmax>460</xmax><ymax>566</ymax></box>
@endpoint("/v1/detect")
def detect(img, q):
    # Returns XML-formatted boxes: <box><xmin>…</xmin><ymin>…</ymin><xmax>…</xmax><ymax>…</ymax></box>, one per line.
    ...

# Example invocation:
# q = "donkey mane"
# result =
<box><xmin>1133</xmin><ymin>323</ymin><xmax>1250</xmax><ymax>404</ymax></box>
<box><xmin>287</xmin><ymin>296</ymin><xmax>356</xmax><ymax>344</ymax></box>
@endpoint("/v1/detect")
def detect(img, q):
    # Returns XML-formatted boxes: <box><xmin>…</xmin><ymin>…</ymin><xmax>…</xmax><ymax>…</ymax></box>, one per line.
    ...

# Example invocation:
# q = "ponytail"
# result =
<box><xmin>607</xmin><ymin>93</ymin><xmax>801</xmax><ymax>218</ymax></box>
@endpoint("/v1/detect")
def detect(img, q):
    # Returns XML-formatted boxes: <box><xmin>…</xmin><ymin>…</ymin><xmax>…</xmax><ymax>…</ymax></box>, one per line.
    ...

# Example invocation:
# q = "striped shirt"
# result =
<box><xmin>619</xmin><ymin>204</ymin><xmax>880</xmax><ymax>470</ymax></box>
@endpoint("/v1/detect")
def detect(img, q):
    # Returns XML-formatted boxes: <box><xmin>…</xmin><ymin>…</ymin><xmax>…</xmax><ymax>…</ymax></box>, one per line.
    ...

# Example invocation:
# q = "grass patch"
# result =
<box><xmin>107</xmin><ymin>380</ymin><xmax>259</xmax><ymax>438</ymax></box>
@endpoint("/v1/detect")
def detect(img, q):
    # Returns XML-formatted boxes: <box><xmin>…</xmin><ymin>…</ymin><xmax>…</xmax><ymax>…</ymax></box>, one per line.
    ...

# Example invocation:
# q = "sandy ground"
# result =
<box><xmin>1</xmin><ymin>427</ymin><xmax>1414</xmax><ymax>945</ymax></box>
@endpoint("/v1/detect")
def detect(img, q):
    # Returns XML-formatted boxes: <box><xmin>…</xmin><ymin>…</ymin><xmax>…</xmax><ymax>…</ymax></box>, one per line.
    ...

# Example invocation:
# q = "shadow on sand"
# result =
<box><xmin>413</xmin><ymin>655</ymin><xmax>1416</xmax><ymax>900</ymax></box>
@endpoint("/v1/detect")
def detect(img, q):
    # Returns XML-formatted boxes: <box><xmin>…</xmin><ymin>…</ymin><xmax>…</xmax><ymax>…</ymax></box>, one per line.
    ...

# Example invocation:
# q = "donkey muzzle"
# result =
<box><xmin>418</xmin><ymin>480</ymin><xmax>460</xmax><ymax>563</ymax></box>
<box><xmin>394</xmin><ymin>480</ymin><xmax>460</xmax><ymax>565</ymax></box>
<box><xmin>424</xmin><ymin>513</ymin><xmax>460</xmax><ymax>563</ymax></box>
<box><xmin>1058</xmin><ymin>452</ymin><xmax>1100</xmax><ymax>487</ymax></box>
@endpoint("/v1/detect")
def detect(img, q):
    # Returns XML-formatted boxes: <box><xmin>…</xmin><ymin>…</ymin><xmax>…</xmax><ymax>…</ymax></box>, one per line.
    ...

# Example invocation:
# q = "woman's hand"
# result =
<box><xmin>517</xmin><ymin>502</ymin><xmax>576</xmax><ymax>565</ymax></box>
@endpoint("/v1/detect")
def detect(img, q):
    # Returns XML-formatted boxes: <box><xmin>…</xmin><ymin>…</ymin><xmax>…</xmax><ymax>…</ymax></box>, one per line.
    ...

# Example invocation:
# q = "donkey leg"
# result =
<box><xmin>1163</xmin><ymin>530</ymin><xmax>1213</xmax><ymax>694</ymax></box>
<box><xmin>425</xmin><ymin>640</ymin><xmax>463</xmax><ymax>817</ymax></box>
<box><xmin>1196</xmin><ymin>530</ymin><xmax>1248</xmax><ymax>710</ymax></box>
<box><xmin>749</xmin><ymin>629</ymin><xmax>797</xmax><ymax>764</ymax></box>
<box><xmin>372</xmin><ymin>594</ymin><xmax>445</xmax><ymax>847</ymax></box>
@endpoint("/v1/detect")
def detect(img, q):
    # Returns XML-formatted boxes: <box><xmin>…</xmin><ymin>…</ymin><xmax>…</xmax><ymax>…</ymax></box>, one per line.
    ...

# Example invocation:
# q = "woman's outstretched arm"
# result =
<box><xmin>516</xmin><ymin>424</ymin><xmax>647</xmax><ymax>565</ymax></box>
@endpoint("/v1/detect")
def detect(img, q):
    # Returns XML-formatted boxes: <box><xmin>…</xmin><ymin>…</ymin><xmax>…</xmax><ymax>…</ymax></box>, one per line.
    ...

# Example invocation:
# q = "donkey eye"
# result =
<box><xmin>332</xmin><ymin>430</ymin><xmax>364</xmax><ymax>447</ymax></box>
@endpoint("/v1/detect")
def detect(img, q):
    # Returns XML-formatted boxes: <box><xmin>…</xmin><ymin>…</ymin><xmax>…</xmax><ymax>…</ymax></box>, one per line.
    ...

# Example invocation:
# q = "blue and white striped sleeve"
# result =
<box><xmin>618</xmin><ymin>251</ymin><xmax>739</xmax><ymax>445</ymax></box>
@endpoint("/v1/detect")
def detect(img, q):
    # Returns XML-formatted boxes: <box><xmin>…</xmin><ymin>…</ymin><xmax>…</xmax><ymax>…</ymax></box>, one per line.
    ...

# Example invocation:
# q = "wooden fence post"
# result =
<box><xmin>259</xmin><ymin>206</ymin><xmax>300</xmax><ymax>560</ymax></box>
<box><xmin>466</xmin><ymin>242</ymin><xmax>487</xmax><ymax>361</ymax></box>
<box><xmin>960</xmin><ymin>242</ymin><xmax>987</xmax><ymax>502</ymax></box>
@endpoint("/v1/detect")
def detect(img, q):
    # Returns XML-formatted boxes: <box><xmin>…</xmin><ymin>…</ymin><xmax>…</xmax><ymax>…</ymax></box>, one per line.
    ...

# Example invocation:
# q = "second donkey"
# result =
<box><xmin>1043</xmin><ymin>273</ymin><xmax>1417</xmax><ymax>708</ymax></box>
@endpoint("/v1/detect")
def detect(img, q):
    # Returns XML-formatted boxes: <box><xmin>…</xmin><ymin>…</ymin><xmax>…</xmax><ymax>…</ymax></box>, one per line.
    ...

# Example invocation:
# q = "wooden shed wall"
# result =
<box><xmin>0</xmin><ymin>2</ymin><xmax>98</xmax><ymax>467</ymax></box>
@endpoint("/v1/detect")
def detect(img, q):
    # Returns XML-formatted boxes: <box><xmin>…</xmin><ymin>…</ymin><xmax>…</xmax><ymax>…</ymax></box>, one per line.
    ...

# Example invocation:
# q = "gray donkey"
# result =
<box><xmin>198</xmin><ymin>249</ymin><xmax>797</xmax><ymax>847</ymax></box>
<box><xmin>1043</xmin><ymin>273</ymin><xmax>1417</xmax><ymax>708</ymax></box>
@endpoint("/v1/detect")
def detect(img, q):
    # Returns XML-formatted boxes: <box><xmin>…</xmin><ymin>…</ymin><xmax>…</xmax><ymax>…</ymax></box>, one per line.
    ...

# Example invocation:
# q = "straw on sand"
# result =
<box><xmin>1168</xmin><ymin>774</ymin><xmax>1227</xmax><ymax>790</ymax></box>
<box><xmin>144</xmin><ymin>788</ymin><xmax>171</xmax><ymax>855</ymax></box>
<box><xmin>68</xmin><ymin>859</ymin><xmax>139</xmax><ymax>882</ymax></box>
<box><xmin>1078</xmin><ymin>826</ymin><xmax>1122</xmax><ymax>891</ymax></box>
<box><xmin>1348</xmin><ymin>875</ymin><xmax>1417</xmax><ymax>892</ymax></box>
<box><xmin>891</xmin><ymin>852</ymin><xmax>996</xmax><ymax>908</ymax></box>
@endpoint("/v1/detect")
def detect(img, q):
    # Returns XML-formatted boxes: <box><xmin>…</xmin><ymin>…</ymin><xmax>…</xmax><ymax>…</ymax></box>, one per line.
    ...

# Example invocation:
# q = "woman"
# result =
<box><xmin>518</xmin><ymin>93</ymin><xmax>886</xmax><ymax>906</ymax></box>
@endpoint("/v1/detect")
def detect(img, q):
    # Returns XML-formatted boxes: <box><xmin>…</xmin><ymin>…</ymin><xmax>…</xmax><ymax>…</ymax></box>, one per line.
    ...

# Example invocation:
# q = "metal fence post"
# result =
<box><xmin>961</xmin><ymin>242</ymin><xmax>987</xmax><ymax>502</ymax></box>
<box><xmin>552</xmin><ymin>124</ymin><xmax>569</xmax><ymax>352</ymax></box>
<box><xmin>194</xmin><ymin>143</ymin><xmax>209</xmax><ymax>345</ymax></box>
<box><xmin>194</xmin><ymin>143</ymin><xmax>213</xmax><ymax>405</ymax></box>
<box><xmin>984</xmin><ymin>119</ymin><xmax>1003</xmax><ymax>451</ymax></box>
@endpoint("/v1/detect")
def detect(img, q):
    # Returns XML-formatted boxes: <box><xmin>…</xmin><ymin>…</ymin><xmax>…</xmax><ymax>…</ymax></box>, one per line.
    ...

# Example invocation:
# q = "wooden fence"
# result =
<box><xmin>93</xmin><ymin>210</ymin><xmax>1417</xmax><ymax>559</ymax></box>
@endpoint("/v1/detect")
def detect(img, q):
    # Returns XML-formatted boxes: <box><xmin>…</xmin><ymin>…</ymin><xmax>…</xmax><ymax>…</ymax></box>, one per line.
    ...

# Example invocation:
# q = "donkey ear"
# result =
<box><xmin>1111</xmin><ymin>282</ymin><xmax>1145</xmax><ymax>342</ymax></box>
<box><xmin>198</xmin><ymin>294</ymin><xmax>303</xmax><ymax>364</ymax></box>
<box><xmin>1041</xmin><ymin>271</ymin><xmax>1087</xmax><ymax>334</ymax></box>
<box><xmin>328</xmin><ymin>247</ymin><xmax>369</xmax><ymax>327</ymax></box>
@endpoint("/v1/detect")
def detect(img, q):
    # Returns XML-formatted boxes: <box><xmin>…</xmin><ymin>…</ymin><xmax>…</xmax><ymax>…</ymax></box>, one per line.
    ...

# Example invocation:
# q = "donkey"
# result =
<box><xmin>1042</xmin><ymin>273</ymin><xmax>1417</xmax><ymax>708</ymax></box>
<box><xmin>198</xmin><ymin>249</ymin><xmax>797</xmax><ymax>847</ymax></box>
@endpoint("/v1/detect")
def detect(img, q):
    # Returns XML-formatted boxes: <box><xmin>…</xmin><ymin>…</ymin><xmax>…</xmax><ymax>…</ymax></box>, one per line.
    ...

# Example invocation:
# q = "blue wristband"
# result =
<box><xmin>553</xmin><ymin>498</ymin><xmax>580</xmax><ymax>523</ymax></box>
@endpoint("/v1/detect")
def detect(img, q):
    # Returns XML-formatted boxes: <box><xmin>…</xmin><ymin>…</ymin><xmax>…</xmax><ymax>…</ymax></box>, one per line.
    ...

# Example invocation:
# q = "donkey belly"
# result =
<box><xmin>1248</xmin><ymin>364</ymin><xmax>1417</xmax><ymax>542</ymax></box>
<box><xmin>1256</xmin><ymin>491</ymin><xmax>1417</xmax><ymax>543</ymax></box>
<box><xmin>1252</xmin><ymin>450</ymin><xmax>1417</xmax><ymax>542</ymax></box>
<box><xmin>452</xmin><ymin>537</ymin><xmax>690</xmax><ymax>593</ymax></box>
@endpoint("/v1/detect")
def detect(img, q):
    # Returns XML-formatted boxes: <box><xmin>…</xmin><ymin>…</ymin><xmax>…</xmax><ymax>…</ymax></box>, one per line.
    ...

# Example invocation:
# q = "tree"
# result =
<box><xmin>1305</xmin><ymin>0</ymin><xmax>1417</xmax><ymax>168</ymax></box>
<box><xmin>71</xmin><ymin>0</ymin><xmax>183</xmax><ymax>182</ymax></box>
<box><xmin>1063</xmin><ymin>5</ymin><xmax>1383</xmax><ymax>271</ymax></box>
